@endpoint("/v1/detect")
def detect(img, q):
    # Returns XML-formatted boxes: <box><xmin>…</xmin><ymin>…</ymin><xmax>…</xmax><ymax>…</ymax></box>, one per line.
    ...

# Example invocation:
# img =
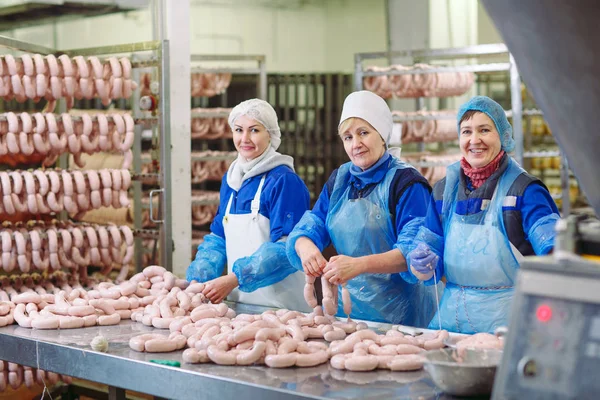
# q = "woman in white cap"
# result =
<box><xmin>186</xmin><ymin>98</ymin><xmax>311</xmax><ymax>311</ymax></box>
<box><xmin>286</xmin><ymin>91</ymin><xmax>438</xmax><ymax>326</ymax></box>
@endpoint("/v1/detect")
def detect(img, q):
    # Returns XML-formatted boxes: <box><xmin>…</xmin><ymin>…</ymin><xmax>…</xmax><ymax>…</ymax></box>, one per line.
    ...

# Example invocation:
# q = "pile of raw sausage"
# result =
<box><xmin>191</xmin><ymin>108</ymin><xmax>232</xmax><ymax>139</ymax></box>
<box><xmin>0</xmin><ymin>112</ymin><xmax>134</xmax><ymax>169</ymax></box>
<box><xmin>455</xmin><ymin>332</ymin><xmax>504</xmax><ymax>358</ymax></box>
<box><xmin>0</xmin><ymin>54</ymin><xmax>137</xmax><ymax>111</ymax></box>
<box><xmin>124</xmin><ymin>267</ymin><xmax>447</xmax><ymax>372</ymax></box>
<box><xmin>363</xmin><ymin>64</ymin><xmax>475</xmax><ymax>99</ymax></box>
<box><xmin>0</xmin><ymin>169</ymin><xmax>131</xmax><ymax>217</ymax></box>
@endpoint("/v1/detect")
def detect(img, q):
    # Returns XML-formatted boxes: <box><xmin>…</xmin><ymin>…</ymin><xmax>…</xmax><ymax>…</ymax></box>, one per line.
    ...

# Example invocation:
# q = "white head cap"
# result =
<box><xmin>228</xmin><ymin>99</ymin><xmax>282</xmax><ymax>150</ymax></box>
<box><xmin>338</xmin><ymin>90</ymin><xmax>392</xmax><ymax>145</ymax></box>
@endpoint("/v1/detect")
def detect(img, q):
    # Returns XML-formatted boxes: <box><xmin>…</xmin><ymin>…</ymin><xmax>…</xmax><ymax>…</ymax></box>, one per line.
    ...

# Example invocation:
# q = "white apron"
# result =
<box><xmin>223</xmin><ymin>175</ymin><xmax>309</xmax><ymax>311</ymax></box>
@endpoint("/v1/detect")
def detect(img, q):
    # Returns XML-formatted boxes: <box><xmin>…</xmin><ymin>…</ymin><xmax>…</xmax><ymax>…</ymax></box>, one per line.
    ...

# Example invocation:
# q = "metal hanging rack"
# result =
<box><xmin>190</xmin><ymin>54</ymin><xmax>267</xmax><ymax>100</ymax></box>
<box><xmin>354</xmin><ymin>43</ymin><xmax>571</xmax><ymax>214</ymax></box>
<box><xmin>0</xmin><ymin>35</ymin><xmax>174</xmax><ymax>272</ymax></box>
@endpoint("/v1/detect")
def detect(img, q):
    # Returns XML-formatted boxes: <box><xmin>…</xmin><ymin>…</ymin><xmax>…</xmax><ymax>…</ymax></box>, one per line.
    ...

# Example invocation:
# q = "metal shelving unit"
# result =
<box><xmin>0</xmin><ymin>35</ymin><xmax>174</xmax><ymax>272</ymax></box>
<box><xmin>191</xmin><ymin>54</ymin><xmax>267</xmax><ymax>101</ymax></box>
<box><xmin>354</xmin><ymin>43</ymin><xmax>572</xmax><ymax>213</ymax></box>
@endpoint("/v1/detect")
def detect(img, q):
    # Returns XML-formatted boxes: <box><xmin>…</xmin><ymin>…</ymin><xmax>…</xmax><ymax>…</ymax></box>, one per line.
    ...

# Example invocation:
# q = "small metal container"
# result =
<box><xmin>423</xmin><ymin>348</ymin><xmax>502</xmax><ymax>397</ymax></box>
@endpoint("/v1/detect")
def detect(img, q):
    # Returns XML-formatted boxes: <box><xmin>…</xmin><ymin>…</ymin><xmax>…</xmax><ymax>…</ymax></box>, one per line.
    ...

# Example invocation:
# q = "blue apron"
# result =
<box><xmin>326</xmin><ymin>158</ymin><xmax>437</xmax><ymax>327</ymax></box>
<box><xmin>432</xmin><ymin>158</ymin><xmax>525</xmax><ymax>333</ymax></box>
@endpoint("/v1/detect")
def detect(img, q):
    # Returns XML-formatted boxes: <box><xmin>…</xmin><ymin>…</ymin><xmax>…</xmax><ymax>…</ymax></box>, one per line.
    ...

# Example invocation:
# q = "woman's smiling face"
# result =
<box><xmin>459</xmin><ymin>111</ymin><xmax>502</xmax><ymax>168</ymax></box>
<box><xmin>232</xmin><ymin>114</ymin><xmax>271</xmax><ymax>160</ymax></box>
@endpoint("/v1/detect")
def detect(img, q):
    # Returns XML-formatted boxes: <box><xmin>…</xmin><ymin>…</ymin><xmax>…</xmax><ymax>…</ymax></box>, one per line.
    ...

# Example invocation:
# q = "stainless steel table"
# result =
<box><xmin>0</xmin><ymin>303</ymin><xmax>476</xmax><ymax>400</ymax></box>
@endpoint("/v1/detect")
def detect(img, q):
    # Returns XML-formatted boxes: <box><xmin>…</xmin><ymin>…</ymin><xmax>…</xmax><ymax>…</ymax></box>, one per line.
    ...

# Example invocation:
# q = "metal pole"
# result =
<box><xmin>131</xmin><ymin>62</ymin><xmax>144</xmax><ymax>273</ymax></box>
<box><xmin>258</xmin><ymin>58</ymin><xmax>267</xmax><ymax>100</ymax></box>
<box><xmin>159</xmin><ymin>39</ymin><xmax>173</xmax><ymax>271</ymax></box>
<box><xmin>160</xmin><ymin>0</ymin><xmax>191</xmax><ymax>275</ymax></box>
<box><xmin>509</xmin><ymin>53</ymin><xmax>524</xmax><ymax>166</ymax></box>
<box><xmin>354</xmin><ymin>54</ymin><xmax>363</xmax><ymax>91</ymax></box>
<box><xmin>560</xmin><ymin>153</ymin><xmax>571</xmax><ymax>216</ymax></box>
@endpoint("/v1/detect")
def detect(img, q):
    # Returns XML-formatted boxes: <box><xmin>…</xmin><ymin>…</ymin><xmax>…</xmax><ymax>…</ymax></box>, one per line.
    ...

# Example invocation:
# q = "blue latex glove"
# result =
<box><xmin>409</xmin><ymin>243</ymin><xmax>439</xmax><ymax>274</ymax></box>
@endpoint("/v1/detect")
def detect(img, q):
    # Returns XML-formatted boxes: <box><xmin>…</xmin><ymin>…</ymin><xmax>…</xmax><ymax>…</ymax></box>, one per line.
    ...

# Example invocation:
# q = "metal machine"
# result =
<box><xmin>492</xmin><ymin>215</ymin><xmax>600</xmax><ymax>399</ymax></box>
<box><xmin>479</xmin><ymin>1</ymin><xmax>600</xmax><ymax>398</ymax></box>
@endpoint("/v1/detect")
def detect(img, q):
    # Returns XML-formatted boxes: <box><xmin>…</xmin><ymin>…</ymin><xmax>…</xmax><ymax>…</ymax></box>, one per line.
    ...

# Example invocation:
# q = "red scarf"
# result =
<box><xmin>461</xmin><ymin>151</ymin><xmax>505</xmax><ymax>189</ymax></box>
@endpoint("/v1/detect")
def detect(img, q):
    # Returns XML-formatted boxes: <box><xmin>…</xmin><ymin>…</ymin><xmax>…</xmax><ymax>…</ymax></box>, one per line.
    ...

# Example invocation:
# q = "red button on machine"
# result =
<box><xmin>536</xmin><ymin>304</ymin><xmax>553</xmax><ymax>322</ymax></box>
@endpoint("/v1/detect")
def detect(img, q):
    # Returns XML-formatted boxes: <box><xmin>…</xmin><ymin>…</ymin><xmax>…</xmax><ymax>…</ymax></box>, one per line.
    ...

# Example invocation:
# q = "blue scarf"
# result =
<box><xmin>348</xmin><ymin>152</ymin><xmax>391</xmax><ymax>190</ymax></box>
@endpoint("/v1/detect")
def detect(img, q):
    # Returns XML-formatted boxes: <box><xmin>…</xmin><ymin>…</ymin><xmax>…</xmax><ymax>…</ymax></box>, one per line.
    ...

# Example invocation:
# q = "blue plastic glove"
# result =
<box><xmin>409</xmin><ymin>243</ymin><xmax>439</xmax><ymax>274</ymax></box>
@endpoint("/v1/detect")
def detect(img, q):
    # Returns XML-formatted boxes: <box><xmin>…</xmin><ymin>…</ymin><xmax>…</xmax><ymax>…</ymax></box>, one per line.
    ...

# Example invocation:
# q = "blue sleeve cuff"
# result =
<box><xmin>414</xmin><ymin>226</ymin><xmax>445</xmax><ymax>256</ymax></box>
<box><xmin>233</xmin><ymin>241</ymin><xmax>297</xmax><ymax>292</ymax></box>
<box><xmin>286</xmin><ymin>210</ymin><xmax>330</xmax><ymax>271</ymax></box>
<box><xmin>186</xmin><ymin>233</ymin><xmax>227</xmax><ymax>282</ymax></box>
<box><xmin>528</xmin><ymin>212</ymin><xmax>559</xmax><ymax>255</ymax></box>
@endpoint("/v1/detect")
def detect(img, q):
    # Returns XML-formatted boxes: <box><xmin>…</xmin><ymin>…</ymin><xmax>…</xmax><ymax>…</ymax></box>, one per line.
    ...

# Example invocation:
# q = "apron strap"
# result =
<box><xmin>224</xmin><ymin>192</ymin><xmax>234</xmax><ymax>217</ymax></box>
<box><xmin>251</xmin><ymin>175</ymin><xmax>267</xmax><ymax>219</ymax></box>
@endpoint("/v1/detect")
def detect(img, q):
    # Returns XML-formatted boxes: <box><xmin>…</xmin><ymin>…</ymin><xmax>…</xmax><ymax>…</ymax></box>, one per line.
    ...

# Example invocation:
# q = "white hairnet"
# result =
<box><xmin>339</xmin><ymin>90</ymin><xmax>392</xmax><ymax>146</ymax></box>
<box><xmin>228</xmin><ymin>99</ymin><xmax>282</xmax><ymax>150</ymax></box>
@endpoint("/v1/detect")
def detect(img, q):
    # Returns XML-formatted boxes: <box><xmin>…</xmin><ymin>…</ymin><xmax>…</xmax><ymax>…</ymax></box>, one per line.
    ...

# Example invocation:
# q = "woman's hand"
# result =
<box><xmin>295</xmin><ymin>237</ymin><xmax>327</xmax><ymax>277</ymax></box>
<box><xmin>323</xmin><ymin>255</ymin><xmax>363</xmax><ymax>285</ymax></box>
<box><xmin>202</xmin><ymin>273</ymin><xmax>239</xmax><ymax>304</ymax></box>
<box><xmin>407</xmin><ymin>243</ymin><xmax>437</xmax><ymax>280</ymax></box>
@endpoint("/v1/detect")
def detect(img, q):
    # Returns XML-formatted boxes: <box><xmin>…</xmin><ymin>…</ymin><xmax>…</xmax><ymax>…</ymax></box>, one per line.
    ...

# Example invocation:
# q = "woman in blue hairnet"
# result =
<box><xmin>186</xmin><ymin>99</ymin><xmax>311</xmax><ymax>311</ymax></box>
<box><xmin>286</xmin><ymin>90</ymin><xmax>438</xmax><ymax>326</ymax></box>
<box><xmin>406</xmin><ymin>95</ymin><xmax>560</xmax><ymax>334</ymax></box>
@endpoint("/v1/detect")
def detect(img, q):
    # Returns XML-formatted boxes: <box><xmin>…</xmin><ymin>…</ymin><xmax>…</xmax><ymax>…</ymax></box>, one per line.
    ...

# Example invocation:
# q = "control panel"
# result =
<box><xmin>493</xmin><ymin>257</ymin><xmax>600</xmax><ymax>400</ymax></box>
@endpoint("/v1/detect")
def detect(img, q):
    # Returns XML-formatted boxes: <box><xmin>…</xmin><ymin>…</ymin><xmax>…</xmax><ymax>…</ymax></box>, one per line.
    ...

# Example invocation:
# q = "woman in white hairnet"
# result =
<box><xmin>186</xmin><ymin>99</ymin><xmax>311</xmax><ymax>311</ymax></box>
<box><xmin>286</xmin><ymin>91</ymin><xmax>438</xmax><ymax>326</ymax></box>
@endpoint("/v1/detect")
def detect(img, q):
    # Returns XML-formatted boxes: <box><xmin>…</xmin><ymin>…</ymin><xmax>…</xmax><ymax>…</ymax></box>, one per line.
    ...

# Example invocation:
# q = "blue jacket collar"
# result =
<box><xmin>349</xmin><ymin>152</ymin><xmax>391</xmax><ymax>190</ymax></box>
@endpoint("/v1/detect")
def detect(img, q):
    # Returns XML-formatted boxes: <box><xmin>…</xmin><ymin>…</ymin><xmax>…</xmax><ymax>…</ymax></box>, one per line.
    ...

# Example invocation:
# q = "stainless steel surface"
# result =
<box><xmin>355</xmin><ymin>43</ymin><xmax>509</xmax><ymax>61</ymax></box>
<box><xmin>191</xmin><ymin>198</ymin><xmax>220</xmax><ymax>206</ymax></box>
<box><xmin>560</xmin><ymin>155</ymin><xmax>571</xmax><ymax>215</ymax></box>
<box><xmin>361</xmin><ymin>63</ymin><xmax>511</xmax><ymax>76</ymax></box>
<box><xmin>61</xmin><ymin>41</ymin><xmax>161</xmax><ymax>57</ymax></box>
<box><xmin>0</xmin><ymin>303</ymin><xmax>462</xmax><ymax>400</ymax></box>
<box><xmin>0</xmin><ymin>0</ymin><xmax>148</xmax><ymax>32</ymax></box>
<box><xmin>258</xmin><ymin>58</ymin><xmax>268</xmax><ymax>100</ymax></box>
<box><xmin>191</xmin><ymin>54</ymin><xmax>266</xmax><ymax>62</ymax></box>
<box><xmin>392</xmin><ymin>113</ymin><xmax>456</xmax><ymax>122</ymax></box>
<box><xmin>149</xmin><ymin>188</ymin><xmax>164</xmax><ymax>224</ymax></box>
<box><xmin>191</xmin><ymin>110</ymin><xmax>231</xmax><ymax>118</ymax></box>
<box><xmin>191</xmin><ymin>67</ymin><xmax>263</xmax><ymax>75</ymax></box>
<box><xmin>424</xmin><ymin>348</ymin><xmax>501</xmax><ymax>397</ymax></box>
<box><xmin>509</xmin><ymin>54</ymin><xmax>524</xmax><ymax>166</ymax></box>
<box><xmin>482</xmin><ymin>0</ymin><xmax>600</xmax><ymax>218</ymax></box>
<box><xmin>141</xmin><ymin>152</ymin><xmax>236</xmax><ymax>163</ymax></box>
<box><xmin>159</xmin><ymin>39</ymin><xmax>173</xmax><ymax>272</ymax></box>
<box><xmin>518</xmin><ymin>265</ymin><xmax>600</xmax><ymax>304</ymax></box>
<box><xmin>0</xmin><ymin>34</ymin><xmax>55</xmax><ymax>54</ymax></box>
<box><xmin>523</xmin><ymin>151</ymin><xmax>561</xmax><ymax>159</ymax></box>
<box><xmin>132</xmin><ymin>62</ymin><xmax>145</xmax><ymax>274</ymax></box>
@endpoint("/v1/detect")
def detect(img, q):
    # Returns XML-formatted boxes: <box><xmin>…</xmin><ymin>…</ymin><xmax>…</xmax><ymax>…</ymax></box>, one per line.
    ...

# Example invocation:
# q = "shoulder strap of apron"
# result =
<box><xmin>251</xmin><ymin>175</ymin><xmax>267</xmax><ymax>219</ymax></box>
<box><xmin>225</xmin><ymin>192</ymin><xmax>234</xmax><ymax>216</ymax></box>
